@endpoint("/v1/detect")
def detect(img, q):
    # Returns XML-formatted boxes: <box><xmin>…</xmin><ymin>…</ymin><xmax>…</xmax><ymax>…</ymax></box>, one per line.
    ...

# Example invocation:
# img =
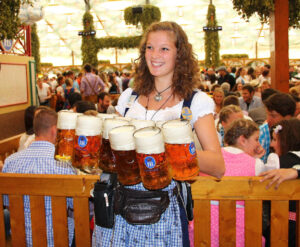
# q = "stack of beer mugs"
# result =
<box><xmin>56</xmin><ymin>111</ymin><xmax>79</xmax><ymax>161</ymax></box>
<box><xmin>55</xmin><ymin>112</ymin><xmax>199</xmax><ymax>186</ymax></box>
<box><xmin>73</xmin><ymin>115</ymin><xmax>102</xmax><ymax>170</ymax></box>
<box><xmin>105</xmin><ymin>119</ymin><xmax>200</xmax><ymax>189</ymax></box>
<box><xmin>99</xmin><ymin>118</ymin><xmax>129</xmax><ymax>173</ymax></box>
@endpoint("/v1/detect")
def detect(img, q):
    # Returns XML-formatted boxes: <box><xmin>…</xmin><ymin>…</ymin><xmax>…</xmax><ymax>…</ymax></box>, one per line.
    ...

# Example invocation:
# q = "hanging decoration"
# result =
<box><xmin>31</xmin><ymin>23</ymin><xmax>41</xmax><ymax>72</ymax></box>
<box><xmin>18</xmin><ymin>2</ymin><xmax>44</xmax><ymax>26</ymax></box>
<box><xmin>232</xmin><ymin>0</ymin><xmax>300</xmax><ymax>28</ymax></box>
<box><xmin>124</xmin><ymin>5</ymin><xmax>161</xmax><ymax>31</ymax></box>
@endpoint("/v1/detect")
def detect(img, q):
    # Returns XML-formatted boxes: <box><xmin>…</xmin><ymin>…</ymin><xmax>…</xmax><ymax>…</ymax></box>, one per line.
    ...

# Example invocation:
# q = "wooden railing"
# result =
<box><xmin>192</xmin><ymin>176</ymin><xmax>299</xmax><ymax>247</ymax></box>
<box><xmin>0</xmin><ymin>174</ymin><xmax>98</xmax><ymax>247</ymax></box>
<box><xmin>1</xmin><ymin>174</ymin><xmax>299</xmax><ymax>246</ymax></box>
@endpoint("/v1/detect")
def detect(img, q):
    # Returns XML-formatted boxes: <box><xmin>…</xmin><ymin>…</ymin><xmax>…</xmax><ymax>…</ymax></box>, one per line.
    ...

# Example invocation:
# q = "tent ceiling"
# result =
<box><xmin>37</xmin><ymin>0</ymin><xmax>300</xmax><ymax>66</ymax></box>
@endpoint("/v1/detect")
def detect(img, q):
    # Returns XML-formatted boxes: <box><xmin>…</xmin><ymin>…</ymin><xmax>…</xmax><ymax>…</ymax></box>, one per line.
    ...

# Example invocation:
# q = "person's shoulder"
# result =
<box><xmin>192</xmin><ymin>90</ymin><xmax>212</xmax><ymax>102</ymax></box>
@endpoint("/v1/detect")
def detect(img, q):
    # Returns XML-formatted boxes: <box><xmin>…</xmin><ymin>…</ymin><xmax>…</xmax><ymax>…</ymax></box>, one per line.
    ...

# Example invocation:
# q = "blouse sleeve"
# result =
<box><xmin>115</xmin><ymin>87</ymin><xmax>133</xmax><ymax>116</ymax></box>
<box><xmin>190</xmin><ymin>90</ymin><xmax>215</xmax><ymax>127</ymax></box>
<box><xmin>255</xmin><ymin>153</ymin><xmax>280</xmax><ymax>176</ymax></box>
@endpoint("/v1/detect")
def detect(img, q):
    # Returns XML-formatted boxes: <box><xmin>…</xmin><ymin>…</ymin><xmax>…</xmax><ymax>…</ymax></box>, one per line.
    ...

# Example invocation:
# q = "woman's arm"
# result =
<box><xmin>194</xmin><ymin>113</ymin><xmax>225</xmax><ymax>178</ymax></box>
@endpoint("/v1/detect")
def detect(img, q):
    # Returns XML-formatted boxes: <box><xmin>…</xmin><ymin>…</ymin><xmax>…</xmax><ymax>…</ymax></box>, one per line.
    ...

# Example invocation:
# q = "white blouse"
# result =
<box><xmin>115</xmin><ymin>88</ymin><xmax>215</xmax><ymax>128</ymax></box>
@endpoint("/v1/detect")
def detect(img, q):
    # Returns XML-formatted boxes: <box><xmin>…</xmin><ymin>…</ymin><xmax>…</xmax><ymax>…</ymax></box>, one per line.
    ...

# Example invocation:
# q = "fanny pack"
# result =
<box><xmin>93</xmin><ymin>173</ymin><xmax>118</xmax><ymax>228</ymax></box>
<box><xmin>114</xmin><ymin>186</ymin><xmax>171</xmax><ymax>225</ymax></box>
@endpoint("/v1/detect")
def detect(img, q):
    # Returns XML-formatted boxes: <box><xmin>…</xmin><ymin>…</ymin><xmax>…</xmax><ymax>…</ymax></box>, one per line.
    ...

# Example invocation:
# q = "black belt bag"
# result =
<box><xmin>93</xmin><ymin>173</ymin><xmax>118</xmax><ymax>229</ymax></box>
<box><xmin>114</xmin><ymin>186</ymin><xmax>170</xmax><ymax>225</ymax></box>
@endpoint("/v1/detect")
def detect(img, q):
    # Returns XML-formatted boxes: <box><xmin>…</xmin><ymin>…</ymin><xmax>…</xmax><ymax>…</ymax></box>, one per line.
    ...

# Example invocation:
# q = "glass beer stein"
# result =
<box><xmin>133</xmin><ymin>126</ymin><xmax>172</xmax><ymax>190</ymax></box>
<box><xmin>99</xmin><ymin>119</ymin><xmax>129</xmax><ymax>173</ymax></box>
<box><xmin>109</xmin><ymin>125</ymin><xmax>141</xmax><ymax>185</ymax></box>
<box><xmin>162</xmin><ymin>119</ymin><xmax>199</xmax><ymax>180</ymax></box>
<box><xmin>56</xmin><ymin>111</ymin><xmax>78</xmax><ymax>161</ymax></box>
<box><xmin>130</xmin><ymin>119</ymin><xmax>155</xmax><ymax>130</ymax></box>
<box><xmin>73</xmin><ymin>115</ymin><xmax>102</xmax><ymax>170</ymax></box>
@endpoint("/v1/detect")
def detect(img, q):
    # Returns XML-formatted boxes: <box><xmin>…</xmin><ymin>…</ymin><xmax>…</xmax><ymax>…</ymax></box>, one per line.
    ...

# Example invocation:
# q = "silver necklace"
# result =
<box><xmin>154</xmin><ymin>85</ymin><xmax>172</xmax><ymax>102</ymax></box>
<box><xmin>145</xmin><ymin>93</ymin><xmax>173</xmax><ymax>120</ymax></box>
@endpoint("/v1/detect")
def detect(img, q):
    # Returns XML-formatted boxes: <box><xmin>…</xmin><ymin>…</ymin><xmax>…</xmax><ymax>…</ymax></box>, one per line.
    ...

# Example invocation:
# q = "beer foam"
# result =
<box><xmin>155</xmin><ymin>120</ymin><xmax>166</xmax><ymax>129</ymax></box>
<box><xmin>130</xmin><ymin>119</ymin><xmax>155</xmax><ymax>130</ymax></box>
<box><xmin>103</xmin><ymin>119</ymin><xmax>129</xmax><ymax>139</ymax></box>
<box><xmin>97</xmin><ymin>113</ymin><xmax>115</xmax><ymax>120</ymax></box>
<box><xmin>76</xmin><ymin>115</ymin><xmax>102</xmax><ymax>136</ymax></box>
<box><xmin>134</xmin><ymin>127</ymin><xmax>164</xmax><ymax>154</ymax></box>
<box><xmin>115</xmin><ymin>116</ymin><xmax>132</xmax><ymax>122</ymax></box>
<box><xmin>109</xmin><ymin>125</ymin><xmax>136</xmax><ymax>151</ymax></box>
<box><xmin>162</xmin><ymin>119</ymin><xmax>193</xmax><ymax>144</ymax></box>
<box><xmin>57</xmin><ymin>111</ymin><xmax>78</xmax><ymax>129</ymax></box>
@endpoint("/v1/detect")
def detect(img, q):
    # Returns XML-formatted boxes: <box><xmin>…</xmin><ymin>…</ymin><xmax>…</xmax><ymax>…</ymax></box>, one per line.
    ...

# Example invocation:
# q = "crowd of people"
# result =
<box><xmin>2</xmin><ymin>20</ymin><xmax>300</xmax><ymax>247</ymax></box>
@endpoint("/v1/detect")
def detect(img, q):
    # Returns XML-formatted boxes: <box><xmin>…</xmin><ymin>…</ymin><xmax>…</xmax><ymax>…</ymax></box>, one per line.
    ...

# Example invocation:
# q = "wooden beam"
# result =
<box><xmin>269</xmin><ymin>0</ymin><xmax>289</xmax><ymax>92</ymax></box>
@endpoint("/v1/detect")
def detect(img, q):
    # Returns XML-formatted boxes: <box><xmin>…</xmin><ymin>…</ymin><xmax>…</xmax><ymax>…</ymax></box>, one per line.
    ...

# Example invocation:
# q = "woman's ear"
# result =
<box><xmin>236</xmin><ymin>135</ymin><xmax>247</xmax><ymax>148</ymax></box>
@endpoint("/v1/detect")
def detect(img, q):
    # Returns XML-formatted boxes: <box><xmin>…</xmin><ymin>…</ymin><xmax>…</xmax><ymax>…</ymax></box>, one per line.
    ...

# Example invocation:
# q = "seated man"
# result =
<box><xmin>259</xmin><ymin>93</ymin><xmax>296</xmax><ymax>162</ymax></box>
<box><xmin>95</xmin><ymin>92</ymin><xmax>116</xmax><ymax>114</ymax></box>
<box><xmin>2</xmin><ymin>107</ymin><xmax>76</xmax><ymax>246</ymax></box>
<box><xmin>239</xmin><ymin>84</ymin><xmax>263</xmax><ymax>112</ymax></box>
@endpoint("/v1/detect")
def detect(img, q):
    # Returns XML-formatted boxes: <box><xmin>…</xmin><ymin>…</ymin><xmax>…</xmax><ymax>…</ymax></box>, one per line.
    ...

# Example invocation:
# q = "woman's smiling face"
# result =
<box><xmin>145</xmin><ymin>31</ymin><xmax>177</xmax><ymax>82</ymax></box>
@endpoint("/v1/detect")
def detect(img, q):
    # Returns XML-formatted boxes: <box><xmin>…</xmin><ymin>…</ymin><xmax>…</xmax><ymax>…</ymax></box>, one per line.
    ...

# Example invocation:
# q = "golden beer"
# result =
<box><xmin>109</xmin><ymin>125</ymin><xmax>140</xmax><ymax>185</ymax></box>
<box><xmin>99</xmin><ymin>118</ymin><xmax>129</xmax><ymax>173</ymax></box>
<box><xmin>73</xmin><ymin>135</ymin><xmax>101</xmax><ymax>169</ymax></box>
<box><xmin>134</xmin><ymin>126</ymin><xmax>172</xmax><ymax>190</ymax></box>
<box><xmin>136</xmin><ymin>152</ymin><xmax>172</xmax><ymax>190</ymax></box>
<box><xmin>112</xmin><ymin>150</ymin><xmax>141</xmax><ymax>185</ymax></box>
<box><xmin>73</xmin><ymin>115</ymin><xmax>102</xmax><ymax>170</ymax></box>
<box><xmin>162</xmin><ymin>119</ymin><xmax>199</xmax><ymax>180</ymax></box>
<box><xmin>56</xmin><ymin>111</ymin><xmax>78</xmax><ymax>161</ymax></box>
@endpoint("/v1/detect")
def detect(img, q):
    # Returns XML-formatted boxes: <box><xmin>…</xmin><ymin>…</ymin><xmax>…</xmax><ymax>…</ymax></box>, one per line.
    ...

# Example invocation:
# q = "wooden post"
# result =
<box><xmin>269</xmin><ymin>0</ymin><xmax>289</xmax><ymax>92</ymax></box>
<box><xmin>115</xmin><ymin>48</ymin><xmax>118</xmax><ymax>64</ymax></box>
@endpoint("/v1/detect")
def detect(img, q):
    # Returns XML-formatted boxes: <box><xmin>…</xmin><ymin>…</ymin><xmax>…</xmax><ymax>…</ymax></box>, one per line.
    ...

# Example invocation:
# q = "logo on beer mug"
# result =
<box><xmin>144</xmin><ymin>156</ymin><xmax>156</xmax><ymax>169</ymax></box>
<box><xmin>78</xmin><ymin>135</ymin><xmax>87</xmax><ymax>148</ymax></box>
<box><xmin>189</xmin><ymin>142</ymin><xmax>196</xmax><ymax>155</ymax></box>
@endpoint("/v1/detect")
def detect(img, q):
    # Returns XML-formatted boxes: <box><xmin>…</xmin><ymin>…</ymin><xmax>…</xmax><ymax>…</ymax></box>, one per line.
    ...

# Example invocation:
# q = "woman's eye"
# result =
<box><xmin>146</xmin><ymin>45</ymin><xmax>152</xmax><ymax>50</ymax></box>
<box><xmin>162</xmin><ymin>47</ymin><xmax>169</xmax><ymax>51</ymax></box>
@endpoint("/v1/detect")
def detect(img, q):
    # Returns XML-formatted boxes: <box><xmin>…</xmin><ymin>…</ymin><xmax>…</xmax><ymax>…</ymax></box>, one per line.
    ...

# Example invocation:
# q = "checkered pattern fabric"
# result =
<box><xmin>259</xmin><ymin>123</ymin><xmax>271</xmax><ymax>163</ymax></box>
<box><xmin>92</xmin><ymin>181</ymin><xmax>182</xmax><ymax>247</ymax></box>
<box><xmin>2</xmin><ymin>141</ymin><xmax>76</xmax><ymax>247</ymax></box>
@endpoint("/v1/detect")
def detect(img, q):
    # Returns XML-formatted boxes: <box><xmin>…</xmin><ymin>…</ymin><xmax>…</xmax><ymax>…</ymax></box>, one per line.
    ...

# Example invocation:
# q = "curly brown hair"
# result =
<box><xmin>224</xmin><ymin>119</ymin><xmax>259</xmax><ymax>146</ymax></box>
<box><xmin>133</xmin><ymin>21</ymin><xmax>199</xmax><ymax>100</ymax></box>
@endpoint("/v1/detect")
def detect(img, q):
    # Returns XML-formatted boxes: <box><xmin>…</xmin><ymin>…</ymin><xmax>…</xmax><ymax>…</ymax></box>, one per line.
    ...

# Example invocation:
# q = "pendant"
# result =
<box><xmin>154</xmin><ymin>94</ymin><xmax>162</xmax><ymax>102</ymax></box>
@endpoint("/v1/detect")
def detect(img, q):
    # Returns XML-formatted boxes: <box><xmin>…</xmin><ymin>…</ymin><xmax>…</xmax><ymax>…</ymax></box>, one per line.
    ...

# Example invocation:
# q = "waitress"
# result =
<box><xmin>93</xmin><ymin>21</ymin><xmax>225</xmax><ymax>247</ymax></box>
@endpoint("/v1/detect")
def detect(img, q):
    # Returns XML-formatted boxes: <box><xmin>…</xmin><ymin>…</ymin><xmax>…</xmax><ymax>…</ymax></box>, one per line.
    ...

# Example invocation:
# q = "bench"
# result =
<box><xmin>0</xmin><ymin>174</ymin><xmax>298</xmax><ymax>246</ymax></box>
<box><xmin>0</xmin><ymin>134</ymin><xmax>22</xmax><ymax>164</ymax></box>
<box><xmin>0</xmin><ymin>174</ymin><xmax>98</xmax><ymax>247</ymax></box>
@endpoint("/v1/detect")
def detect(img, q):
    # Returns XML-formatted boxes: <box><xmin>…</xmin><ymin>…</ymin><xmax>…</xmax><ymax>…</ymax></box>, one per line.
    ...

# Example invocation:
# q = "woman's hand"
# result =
<box><xmin>259</xmin><ymin>168</ymin><xmax>298</xmax><ymax>189</ymax></box>
<box><xmin>253</xmin><ymin>145</ymin><xmax>265</xmax><ymax>159</ymax></box>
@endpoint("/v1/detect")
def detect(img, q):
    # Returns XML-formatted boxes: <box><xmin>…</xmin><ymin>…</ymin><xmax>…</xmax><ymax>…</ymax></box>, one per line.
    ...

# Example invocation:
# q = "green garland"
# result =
<box><xmin>232</xmin><ymin>0</ymin><xmax>300</xmax><ymax>28</ymax></box>
<box><xmin>96</xmin><ymin>36</ymin><xmax>142</xmax><ymax>50</ymax></box>
<box><xmin>124</xmin><ymin>5</ymin><xmax>161</xmax><ymax>31</ymax></box>
<box><xmin>31</xmin><ymin>23</ymin><xmax>40</xmax><ymax>73</ymax></box>
<box><xmin>0</xmin><ymin>0</ymin><xmax>33</xmax><ymax>40</ymax></box>
<box><xmin>204</xmin><ymin>4</ymin><xmax>220</xmax><ymax>68</ymax></box>
<box><xmin>221</xmin><ymin>54</ymin><xmax>249</xmax><ymax>59</ymax></box>
<box><xmin>41</xmin><ymin>62</ymin><xmax>53</xmax><ymax>67</ymax></box>
<box><xmin>81</xmin><ymin>5</ymin><xmax>160</xmax><ymax>66</ymax></box>
<box><xmin>0</xmin><ymin>0</ymin><xmax>21</xmax><ymax>40</ymax></box>
<box><xmin>81</xmin><ymin>12</ymin><xmax>98</xmax><ymax>67</ymax></box>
